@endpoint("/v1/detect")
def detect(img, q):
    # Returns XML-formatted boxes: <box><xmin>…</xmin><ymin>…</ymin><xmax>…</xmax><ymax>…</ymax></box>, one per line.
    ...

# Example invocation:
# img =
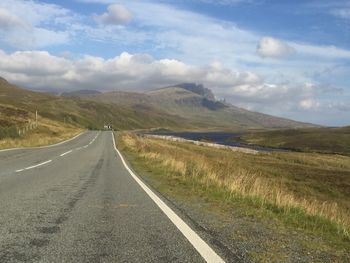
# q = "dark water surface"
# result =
<box><xmin>145</xmin><ymin>132</ymin><xmax>282</xmax><ymax>152</ymax></box>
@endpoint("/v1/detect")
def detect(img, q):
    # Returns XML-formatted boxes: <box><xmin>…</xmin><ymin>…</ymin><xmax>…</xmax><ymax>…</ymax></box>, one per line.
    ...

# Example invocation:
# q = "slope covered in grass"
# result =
<box><xmin>238</xmin><ymin>127</ymin><xmax>350</xmax><ymax>155</ymax></box>
<box><xmin>0</xmin><ymin>117</ymin><xmax>83</xmax><ymax>149</ymax></box>
<box><xmin>0</xmin><ymin>78</ymin><xmax>187</xmax><ymax>131</ymax></box>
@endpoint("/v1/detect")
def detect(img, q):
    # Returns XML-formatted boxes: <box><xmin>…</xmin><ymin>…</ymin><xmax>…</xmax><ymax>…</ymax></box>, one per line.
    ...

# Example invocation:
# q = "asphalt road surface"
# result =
<box><xmin>0</xmin><ymin>131</ymin><xmax>224</xmax><ymax>263</ymax></box>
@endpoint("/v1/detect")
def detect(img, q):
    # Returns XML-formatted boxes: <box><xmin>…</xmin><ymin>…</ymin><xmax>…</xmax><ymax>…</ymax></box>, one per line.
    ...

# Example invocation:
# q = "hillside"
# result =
<box><xmin>238</xmin><ymin>126</ymin><xmax>350</xmax><ymax>155</ymax></box>
<box><xmin>61</xmin><ymin>90</ymin><xmax>102</xmax><ymax>97</ymax></box>
<box><xmin>80</xmin><ymin>83</ymin><xmax>316</xmax><ymax>130</ymax></box>
<box><xmin>0</xmin><ymin>78</ymin><xmax>187</xmax><ymax>131</ymax></box>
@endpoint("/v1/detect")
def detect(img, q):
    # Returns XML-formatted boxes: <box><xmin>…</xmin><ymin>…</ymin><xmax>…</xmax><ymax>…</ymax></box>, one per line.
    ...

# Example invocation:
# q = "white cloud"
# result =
<box><xmin>94</xmin><ymin>4</ymin><xmax>132</xmax><ymax>25</ymax></box>
<box><xmin>0</xmin><ymin>50</ymin><xmax>70</xmax><ymax>76</ymax></box>
<box><xmin>0</xmin><ymin>8</ymin><xmax>28</xmax><ymax>30</ymax></box>
<box><xmin>299</xmin><ymin>99</ymin><xmax>320</xmax><ymax>110</ymax></box>
<box><xmin>257</xmin><ymin>37</ymin><xmax>295</xmax><ymax>58</ymax></box>
<box><xmin>292</xmin><ymin>42</ymin><xmax>350</xmax><ymax>59</ymax></box>
<box><xmin>331</xmin><ymin>8</ymin><xmax>350</xmax><ymax>19</ymax></box>
<box><xmin>0</xmin><ymin>0</ymin><xmax>74</xmax><ymax>48</ymax></box>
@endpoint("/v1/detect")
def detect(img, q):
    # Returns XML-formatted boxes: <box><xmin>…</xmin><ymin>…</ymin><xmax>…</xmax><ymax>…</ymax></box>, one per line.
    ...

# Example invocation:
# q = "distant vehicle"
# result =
<box><xmin>104</xmin><ymin>124</ymin><xmax>113</xmax><ymax>130</ymax></box>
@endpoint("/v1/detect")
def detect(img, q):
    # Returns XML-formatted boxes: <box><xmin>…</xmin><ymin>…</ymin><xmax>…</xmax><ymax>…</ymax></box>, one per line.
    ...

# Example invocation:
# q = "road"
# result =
<box><xmin>0</xmin><ymin>131</ymin><xmax>224</xmax><ymax>262</ymax></box>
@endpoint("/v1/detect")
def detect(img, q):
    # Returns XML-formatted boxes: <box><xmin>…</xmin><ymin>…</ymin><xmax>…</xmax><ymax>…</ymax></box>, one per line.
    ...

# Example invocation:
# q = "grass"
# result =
<box><xmin>0</xmin><ymin>116</ymin><xmax>83</xmax><ymax>149</ymax></box>
<box><xmin>117</xmin><ymin>133</ymin><xmax>350</xmax><ymax>257</ymax></box>
<box><xmin>0</xmin><ymin>100</ymin><xmax>83</xmax><ymax>149</ymax></box>
<box><xmin>238</xmin><ymin>127</ymin><xmax>350</xmax><ymax>155</ymax></box>
<box><xmin>0</xmin><ymin>126</ymin><xmax>19</xmax><ymax>139</ymax></box>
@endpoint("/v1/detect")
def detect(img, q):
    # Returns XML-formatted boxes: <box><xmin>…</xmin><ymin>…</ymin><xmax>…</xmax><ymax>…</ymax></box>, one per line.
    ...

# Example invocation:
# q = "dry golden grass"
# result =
<box><xmin>120</xmin><ymin>133</ymin><xmax>350</xmax><ymax>238</ymax></box>
<box><xmin>0</xmin><ymin>116</ymin><xmax>83</xmax><ymax>149</ymax></box>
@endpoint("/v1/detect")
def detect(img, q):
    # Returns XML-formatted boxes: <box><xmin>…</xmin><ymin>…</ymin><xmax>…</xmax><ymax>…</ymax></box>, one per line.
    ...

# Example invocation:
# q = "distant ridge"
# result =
<box><xmin>171</xmin><ymin>83</ymin><xmax>215</xmax><ymax>100</ymax></box>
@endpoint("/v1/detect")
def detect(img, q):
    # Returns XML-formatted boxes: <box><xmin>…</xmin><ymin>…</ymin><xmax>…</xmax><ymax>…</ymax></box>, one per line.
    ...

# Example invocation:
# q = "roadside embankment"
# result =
<box><xmin>0</xmin><ymin>117</ymin><xmax>84</xmax><ymax>150</ymax></box>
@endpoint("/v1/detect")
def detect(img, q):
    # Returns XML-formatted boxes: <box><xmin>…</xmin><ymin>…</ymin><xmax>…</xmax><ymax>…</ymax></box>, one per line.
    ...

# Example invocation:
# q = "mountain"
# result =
<box><xmin>1</xmin><ymin>78</ymin><xmax>317</xmax><ymax>131</ymax></box>
<box><xmin>0</xmin><ymin>78</ymin><xmax>187</xmax><ymax>130</ymax></box>
<box><xmin>79</xmin><ymin>83</ymin><xmax>316</xmax><ymax>130</ymax></box>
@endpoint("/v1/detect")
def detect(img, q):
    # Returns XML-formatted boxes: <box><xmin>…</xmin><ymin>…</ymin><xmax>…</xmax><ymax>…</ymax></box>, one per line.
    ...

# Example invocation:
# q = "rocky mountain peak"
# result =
<box><xmin>174</xmin><ymin>83</ymin><xmax>215</xmax><ymax>100</ymax></box>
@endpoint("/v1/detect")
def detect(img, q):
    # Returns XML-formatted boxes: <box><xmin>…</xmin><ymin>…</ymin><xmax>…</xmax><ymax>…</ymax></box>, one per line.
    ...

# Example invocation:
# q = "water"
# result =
<box><xmin>145</xmin><ymin>131</ymin><xmax>281</xmax><ymax>152</ymax></box>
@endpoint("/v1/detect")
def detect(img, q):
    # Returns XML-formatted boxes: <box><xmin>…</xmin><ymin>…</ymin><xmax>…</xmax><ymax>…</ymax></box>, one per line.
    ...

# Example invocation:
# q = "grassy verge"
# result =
<box><xmin>117</xmin><ymin>132</ymin><xmax>350</xmax><ymax>261</ymax></box>
<box><xmin>0</xmin><ymin>116</ymin><xmax>83</xmax><ymax>149</ymax></box>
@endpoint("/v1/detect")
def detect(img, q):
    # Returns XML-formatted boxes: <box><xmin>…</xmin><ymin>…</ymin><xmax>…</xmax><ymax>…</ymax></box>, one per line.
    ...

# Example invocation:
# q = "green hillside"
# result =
<box><xmin>0</xmin><ymin>78</ymin><xmax>187</xmax><ymax>131</ymax></box>
<box><xmin>238</xmin><ymin>127</ymin><xmax>350</xmax><ymax>155</ymax></box>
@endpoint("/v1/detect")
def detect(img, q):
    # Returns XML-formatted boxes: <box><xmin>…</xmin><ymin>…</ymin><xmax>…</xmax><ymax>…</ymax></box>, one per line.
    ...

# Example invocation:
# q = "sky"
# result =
<box><xmin>0</xmin><ymin>0</ymin><xmax>349</xmax><ymax>126</ymax></box>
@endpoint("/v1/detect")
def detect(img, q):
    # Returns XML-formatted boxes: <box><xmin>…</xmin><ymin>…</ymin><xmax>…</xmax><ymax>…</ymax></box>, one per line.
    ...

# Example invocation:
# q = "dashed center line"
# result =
<box><xmin>13</xmin><ymin>132</ymin><xmax>100</xmax><ymax>174</ymax></box>
<box><xmin>16</xmin><ymin>160</ymin><xmax>52</xmax><ymax>173</ymax></box>
<box><xmin>25</xmin><ymin>160</ymin><xmax>52</xmax><ymax>170</ymax></box>
<box><xmin>88</xmin><ymin>133</ymin><xmax>99</xmax><ymax>145</ymax></box>
<box><xmin>60</xmin><ymin>150</ymin><xmax>73</xmax><ymax>157</ymax></box>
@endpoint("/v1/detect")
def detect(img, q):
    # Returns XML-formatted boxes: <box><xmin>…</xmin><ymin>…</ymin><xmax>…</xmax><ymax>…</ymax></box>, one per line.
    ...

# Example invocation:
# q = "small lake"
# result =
<box><xmin>145</xmin><ymin>131</ymin><xmax>281</xmax><ymax>152</ymax></box>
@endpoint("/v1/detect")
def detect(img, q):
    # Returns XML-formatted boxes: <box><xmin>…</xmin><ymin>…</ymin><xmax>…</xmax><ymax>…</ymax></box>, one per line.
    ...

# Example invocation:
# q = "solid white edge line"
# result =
<box><xmin>0</xmin><ymin>131</ymin><xmax>87</xmax><ymax>152</ymax></box>
<box><xmin>60</xmin><ymin>150</ymin><xmax>73</xmax><ymax>157</ymax></box>
<box><xmin>24</xmin><ymin>160</ymin><xmax>52</xmax><ymax>170</ymax></box>
<box><xmin>16</xmin><ymin>169</ymin><xmax>24</xmax><ymax>173</ymax></box>
<box><xmin>111</xmin><ymin>132</ymin><xmax>225</xmax><ymax>263</ymax></box>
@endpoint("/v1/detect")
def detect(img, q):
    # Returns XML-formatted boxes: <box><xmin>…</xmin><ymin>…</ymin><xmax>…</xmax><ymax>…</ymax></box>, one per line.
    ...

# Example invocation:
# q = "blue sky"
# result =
<box><xmin>0</xmin><ymin>0</ymin><xmax>349</xmax><ymax>126</ymax></box>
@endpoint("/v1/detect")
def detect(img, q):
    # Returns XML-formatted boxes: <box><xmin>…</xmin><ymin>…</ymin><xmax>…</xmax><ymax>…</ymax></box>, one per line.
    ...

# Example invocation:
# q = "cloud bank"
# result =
<box><xmin>0</xmin><ymin>49</ymin><xmax>259</xmax><ymax>91</ymax></box>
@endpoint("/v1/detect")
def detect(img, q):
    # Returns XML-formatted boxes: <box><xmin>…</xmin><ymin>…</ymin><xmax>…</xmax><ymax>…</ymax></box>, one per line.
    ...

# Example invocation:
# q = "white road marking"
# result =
<box><xmin>111</xmin><ymin>133</ymin><xmax>225</xmax><ymax>263</ymax></box>
<box><xmin>11</xmin><ymin>131</ymin><xmax>100</xmax><ymax>174</ymax></box>
<box><xmin>87</xmin><ymin>132</ymin><xmax>100</xmax><ymax>146</ymax></box>
<box><xmin>60</xmin><ymin>150</ymin><xmax>73</xmax><ymax>157</ymax></box>
<box><xmin>24</xmin><ymin>160</ymin><xmax>52</xmax><ymax>170</ymax></box>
